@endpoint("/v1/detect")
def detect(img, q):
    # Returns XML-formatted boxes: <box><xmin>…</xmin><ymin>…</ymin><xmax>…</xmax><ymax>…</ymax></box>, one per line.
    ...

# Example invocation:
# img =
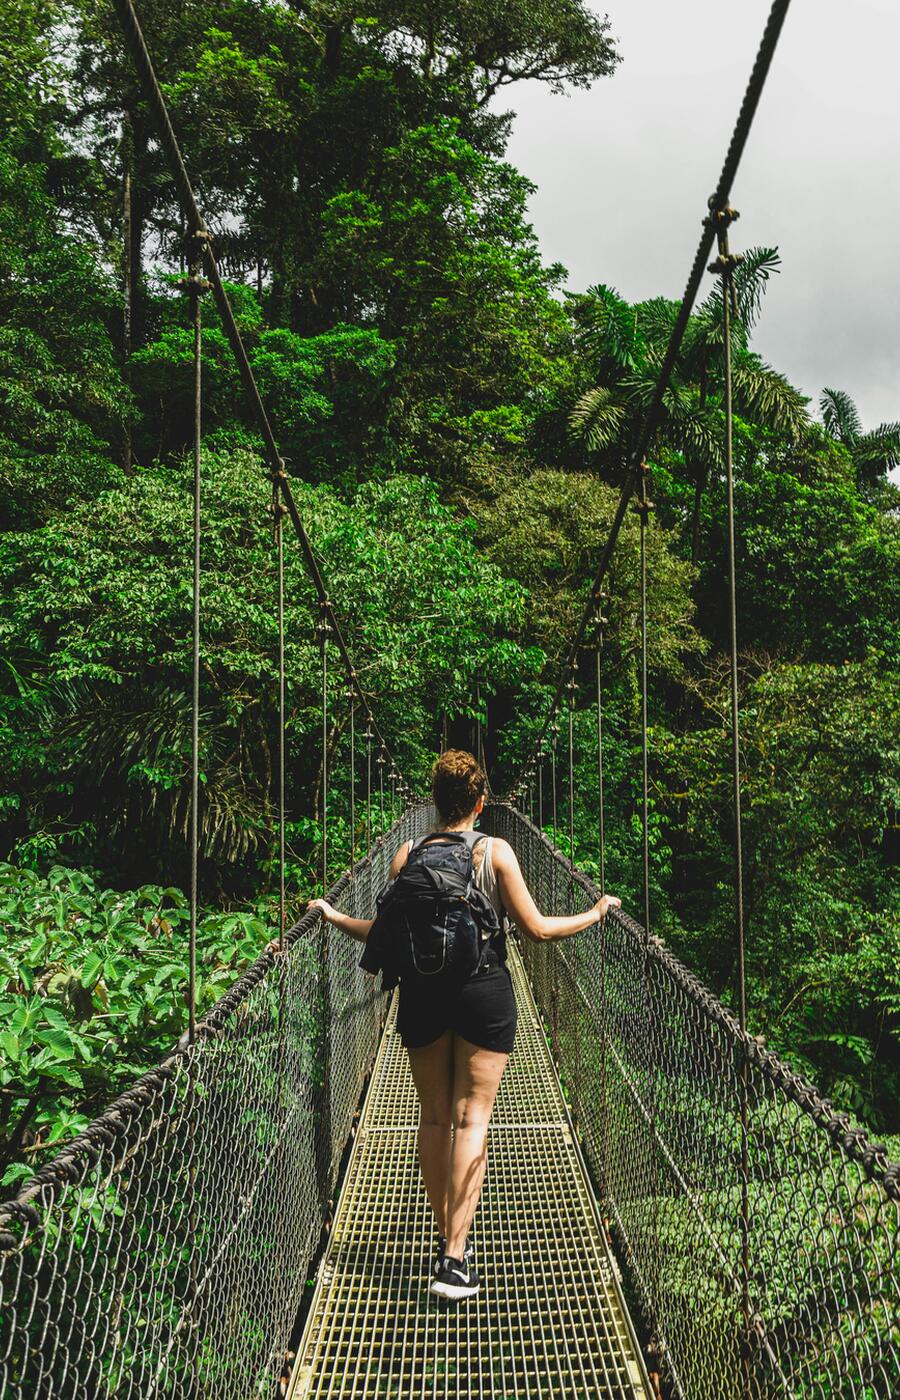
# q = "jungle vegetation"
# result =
<box><xmin>1</xmin><ymin>0</ymin><xmax>898</xmax><ymax>1185</ymax></box>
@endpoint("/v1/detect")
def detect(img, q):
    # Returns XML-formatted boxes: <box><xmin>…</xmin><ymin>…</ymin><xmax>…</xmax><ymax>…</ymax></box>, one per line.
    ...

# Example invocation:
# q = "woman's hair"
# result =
<box><xmin>432</xmin><ymin>749</ymin><xmax>487</xmax><ymax>824</ymax></box>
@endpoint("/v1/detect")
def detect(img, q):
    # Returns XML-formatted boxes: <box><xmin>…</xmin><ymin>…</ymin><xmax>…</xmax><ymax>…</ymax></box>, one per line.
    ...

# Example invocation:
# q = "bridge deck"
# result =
<box><xmin>289</xmin><ymin>943</ymin><xmax>651</xmax><ymax>1399</ymax></box>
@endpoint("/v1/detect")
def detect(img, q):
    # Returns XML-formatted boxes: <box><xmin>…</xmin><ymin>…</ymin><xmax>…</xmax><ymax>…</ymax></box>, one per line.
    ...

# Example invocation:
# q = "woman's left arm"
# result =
<box><xmin>309</xmin><ymin>840</ymin><xmax>412</xmax><ymax>942</ymax></box>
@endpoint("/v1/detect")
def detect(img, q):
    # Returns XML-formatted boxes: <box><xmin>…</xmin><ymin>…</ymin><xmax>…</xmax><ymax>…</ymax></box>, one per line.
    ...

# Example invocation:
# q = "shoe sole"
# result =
<box><xmin>430</xmin><ymin>1279</ymin><xmax>480</xmax><ymax>1300</ymax></box>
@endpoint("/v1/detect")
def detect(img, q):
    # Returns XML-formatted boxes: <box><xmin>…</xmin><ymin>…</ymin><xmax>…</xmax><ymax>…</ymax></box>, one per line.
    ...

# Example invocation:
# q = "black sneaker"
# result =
<box><xmin>433</xmin><ymin>1234</ymin><xmax>473</xmax><ymax>1277</ymax></box>
<box><xmin>430</xmin><ymin>1254</ymin><xmax>480</xmax><ymax>1300</ymax></box>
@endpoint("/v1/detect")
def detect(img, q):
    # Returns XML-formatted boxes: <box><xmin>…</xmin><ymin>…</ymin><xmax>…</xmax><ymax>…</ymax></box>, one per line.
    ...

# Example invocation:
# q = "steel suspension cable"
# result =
<box><xmin>507</xmin><ymin>0</ymin><xmax>793</xmax><ymax>801</ymax></box>
<box><xmin>112</xmin><ymin>0</ymin><xmax>410</xmax><ymax>802</ymax></box>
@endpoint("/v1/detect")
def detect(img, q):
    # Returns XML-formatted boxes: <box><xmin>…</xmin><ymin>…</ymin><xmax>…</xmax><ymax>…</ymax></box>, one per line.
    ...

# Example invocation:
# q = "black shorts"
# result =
<box><xmin>397</xmin><ymin>954</ymin><xmax>517</xmax><ymax>1055</ymax></box>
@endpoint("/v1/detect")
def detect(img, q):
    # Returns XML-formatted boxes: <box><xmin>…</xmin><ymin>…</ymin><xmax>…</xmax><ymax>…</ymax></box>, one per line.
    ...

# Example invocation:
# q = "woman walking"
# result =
<box><xmin>310</xmin><ymin>750</ymin><xmax>620</xmax><ymax>1300</ymax></box>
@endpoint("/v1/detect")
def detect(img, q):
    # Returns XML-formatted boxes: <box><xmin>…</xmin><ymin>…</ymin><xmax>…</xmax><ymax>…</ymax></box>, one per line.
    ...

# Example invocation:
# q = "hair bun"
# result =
<box><xmin>432</xmin><ymin>749</ymin><xmax>486</xmax><ymax>824</ymax></box>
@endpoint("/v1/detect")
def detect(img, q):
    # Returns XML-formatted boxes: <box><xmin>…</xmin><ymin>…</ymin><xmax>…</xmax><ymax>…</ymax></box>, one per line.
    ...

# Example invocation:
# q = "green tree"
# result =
<box><xmin>568</xmin><ymin>256</ymin><xmax>808</xmax><ymax>561</ymax></box>
<box><xmin>0</xmin><ymin>151</ymin><xmax>128</xmax><ymax>528</ymax></box>
<box><xmin>820</xmin><ymin>386</ymin><xmax>900</xmax><ymax>503</ymax></box>
<box><xmin>0</xmin><ymin>451</ymin><xmax>532</xmax><ymax>886</ymax></box>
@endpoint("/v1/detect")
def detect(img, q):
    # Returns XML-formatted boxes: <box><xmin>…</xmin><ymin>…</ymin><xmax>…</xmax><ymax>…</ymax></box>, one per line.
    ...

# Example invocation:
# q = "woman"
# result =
<box><xmin>310</xmin><ymin>749</ymin><xmax>620</xmax><ymax>1301</ymax></box>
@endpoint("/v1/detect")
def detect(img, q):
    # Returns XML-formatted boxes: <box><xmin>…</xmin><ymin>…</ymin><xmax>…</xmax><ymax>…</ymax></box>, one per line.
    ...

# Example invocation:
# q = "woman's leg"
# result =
<box><xmin>406</xmin><ymin>1031</ymin><xmax>455</xmax><ymax>1235</ymax></box>
<box><xmin>445</xmin><ymin>1036</ymin><xmax>508</xmax><ymax>1259</ymax></box>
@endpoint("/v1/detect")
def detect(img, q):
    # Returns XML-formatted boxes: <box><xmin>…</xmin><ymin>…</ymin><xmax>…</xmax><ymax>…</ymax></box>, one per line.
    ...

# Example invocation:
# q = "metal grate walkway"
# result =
<box><xmin>289</xmin><ymin>943</ymin><xmax>651</xmax><ymax>1399</ymax></box>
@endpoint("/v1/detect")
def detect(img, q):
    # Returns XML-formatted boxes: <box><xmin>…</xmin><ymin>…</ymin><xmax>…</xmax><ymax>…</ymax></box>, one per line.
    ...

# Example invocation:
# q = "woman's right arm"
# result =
<box><xmin>492</xmin><ymin>839</ymin><xmax>620</xmax><ymax>941</ymax></box>
<box><xmin>306</xmin><ymin>839</ymin><xmax>413</xmax><ymax>943</ymax></box>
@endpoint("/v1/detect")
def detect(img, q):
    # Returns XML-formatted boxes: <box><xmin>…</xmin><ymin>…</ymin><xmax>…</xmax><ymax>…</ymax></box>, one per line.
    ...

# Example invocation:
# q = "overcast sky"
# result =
<box><xmin>506</xmin><ymin>0</ymin><xmax>899</xmax><ymax>433</ymax></box>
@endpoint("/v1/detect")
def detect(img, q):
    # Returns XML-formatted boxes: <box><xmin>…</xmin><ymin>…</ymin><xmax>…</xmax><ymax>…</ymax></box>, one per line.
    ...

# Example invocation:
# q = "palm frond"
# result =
<box><xmin>821</xmin><ymin>387</ymin><xmax>862</xmax><ymax>444</ymax></box>
<box><xmin>854</xmin><ymin>425</ymin><xmax>900</xmax><ymax>476</ymax></box>
<box><xmin>695</xmin><ymin>247</ymin><xmax>780</xmax><ymax>337</ymax></box>
<box><xmin>733</xmin><ymin>246</ymin><xmax>781</xmax><ymax>329</ymax></box>
<box><xmin>568</xmin><ymin>385</ymin><xmax>627</xmax><ymax>450</ymax></box>
<box><xmin>732</xmin><ymin>359</ymin><xmax>809</xmax><ymax>436</ymax></box>
<box><xmin>576</xmin><ymin>284</ymin><xmax>642</xmax><ymax>371</ymax></box>
<box><xmin>663</xmin><ymin>394</ymin><xmax>723</xmax><ymax>469</ymax></box>
<box><xmin>634</xmin><ymin>296</ymin><xmax>679</xmax><ymax>349</ymax></box>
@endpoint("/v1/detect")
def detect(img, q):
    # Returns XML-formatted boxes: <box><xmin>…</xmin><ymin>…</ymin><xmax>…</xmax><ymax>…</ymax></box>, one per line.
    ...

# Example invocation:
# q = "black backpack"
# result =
<box><xmin>360</xmin><ymin>831</ymin><xmax>502</xmax><ymax>988</ymax></box>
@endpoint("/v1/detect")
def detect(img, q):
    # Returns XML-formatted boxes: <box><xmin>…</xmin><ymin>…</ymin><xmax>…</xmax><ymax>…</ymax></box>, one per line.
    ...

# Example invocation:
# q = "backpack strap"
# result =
<box><xmin>413</xmin><ymin>829</ymin><xmax>486</xmax><ymax>851</ymax></box>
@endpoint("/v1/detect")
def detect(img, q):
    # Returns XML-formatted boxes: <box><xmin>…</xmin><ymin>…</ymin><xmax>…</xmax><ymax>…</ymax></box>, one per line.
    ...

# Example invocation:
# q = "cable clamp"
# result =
<box><xmin>705</xmin><ymin>198</ymin><xmax>740</xmax><ymax>228</ymax></box>
<box><xmin>316</xmin><ymin>600</ymin><xmax>333</xmax><ymax>638</ymax></box>
<box><xmin>177</xmin><ymin>272</ymin><xmax>210</xmax><ymax>293</ymax></box>
<box><xmin>708</xmin><ymin>251</ymin><xmax>744</xmax><ymax>277</ymax></box>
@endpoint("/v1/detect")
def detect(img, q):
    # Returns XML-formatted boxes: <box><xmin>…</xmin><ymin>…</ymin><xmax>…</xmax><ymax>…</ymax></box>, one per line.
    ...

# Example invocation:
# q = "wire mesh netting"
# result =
<box><xmin>484</xmin><ymin>803</ymin><xmax>900</xmax><ymax>1400</ymax></box>
<box><xmin>0</xmin><ymin>805</ymin><xmax>432</xmax><ymax>1400</ymax></box>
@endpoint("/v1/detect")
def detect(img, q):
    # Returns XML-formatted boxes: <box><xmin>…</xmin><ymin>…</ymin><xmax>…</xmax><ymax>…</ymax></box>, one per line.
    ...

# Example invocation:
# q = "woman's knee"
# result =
<box><xmin>451</xmin><ymin>1098</ymin><xmax>491</xmax><ymax>1132</ymax></box>
<box><xmin>419</xmin><ymin>1098</ymin><xmax>453</xmax><ymax>1128</ymax></box>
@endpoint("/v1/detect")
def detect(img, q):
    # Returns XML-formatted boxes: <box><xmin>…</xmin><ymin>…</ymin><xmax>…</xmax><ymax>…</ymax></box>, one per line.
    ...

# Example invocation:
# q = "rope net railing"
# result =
<box><xmin>0</xmin><ymin>805</ymin><xmax>432</xmax><ymax>1400</ymax></box>
<box><xmin>483</xmin><ymin>804</ymin><xmax>900</xmax><ymax>1400</ymax></box>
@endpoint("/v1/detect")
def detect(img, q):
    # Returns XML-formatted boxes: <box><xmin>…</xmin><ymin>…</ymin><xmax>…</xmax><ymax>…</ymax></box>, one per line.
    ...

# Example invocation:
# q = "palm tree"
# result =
<box><xmin>569</xmin><ymin>249</ymin><xmax>808</xmax><ymax>561</ymax></box>
<box><xmin>820</xmin><ymin>387</ymin><xmax>900</xmax><ymax>500</ymax></box>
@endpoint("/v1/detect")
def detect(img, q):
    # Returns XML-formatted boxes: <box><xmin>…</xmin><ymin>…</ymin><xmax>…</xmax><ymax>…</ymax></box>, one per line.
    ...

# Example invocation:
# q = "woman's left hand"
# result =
<box><xmin>309</xmin><ymin>898</ymin><xmax>339</xmax><ymax>925</ymax></box>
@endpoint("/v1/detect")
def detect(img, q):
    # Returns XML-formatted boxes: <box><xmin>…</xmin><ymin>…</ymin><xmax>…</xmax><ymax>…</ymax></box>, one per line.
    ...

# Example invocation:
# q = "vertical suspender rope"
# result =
<box><xmin>275</xmin><ymin>489</ymin><xmax>287</xmax><ymax>950</ymax></box>
<box><xmin>349</xmin><ymin>690</ymin><xmax>356</xmax><ymax>877</ymax></box>
<box><xmin>537</xmin><ymin>752</ymin><xmax>544</xmax><ymax>831</ymax></box>
<box><xmin>596</xmin><ymin>649</ymin><xmax>607</xmax><ymax>895</ymax></box>
<box><xmin>319</xmin><ymin>606</ymin><xmax>329</xmax><ymax>894</ymax></box>
<box><xmin>378</xmin><ymin>752</ymin><xmax>385</xmax><ymax>833</ymax></box>
<box><xmin>635</xmin><ymin>454</ymin><xmax>660</xmax><ymax>1347</ymax></box>
<box><xmin>567</xmin><ymin>679</ymin><xmax>576</xmax><ymax>861</ymax></box>
<box><xmin>187</xmin><ymin>244</ymin><xmax>204</xmax><ymax>1045</ymax></box>
<box><xmin>637</xmin><ymin>461</ymin><xmax>652</xmax><ymax>939</ymax></box>
<box><xmin>550</xmin><ymin>726</ymin><xmax>559</xmax><ymax>918</ymax></box>
<box><xmin>711</xmin><ymin>202</ymin><xmax>752</xmax><ymax>1397</ymax></box>
<box><xmin>550</xmin><ymin>729</ymin><xmax>559</xmax><ymax>852</ymax></box>
<box><xmin>365</xmin><ymin>725</ymin><xmax>373</xmax><ymax>850</ymax></box>
<box><xmin>594</xmin><ymin>596</ymin><xmax>608</xmax><ymax>895</ymax></box>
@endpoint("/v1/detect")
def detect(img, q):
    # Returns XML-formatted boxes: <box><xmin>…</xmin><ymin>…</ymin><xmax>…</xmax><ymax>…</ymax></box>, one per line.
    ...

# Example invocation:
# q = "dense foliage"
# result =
<box><xmin>1</xmin><ymin>0</ymin><xmax>898</xmax><ymax>1184</ymax></box>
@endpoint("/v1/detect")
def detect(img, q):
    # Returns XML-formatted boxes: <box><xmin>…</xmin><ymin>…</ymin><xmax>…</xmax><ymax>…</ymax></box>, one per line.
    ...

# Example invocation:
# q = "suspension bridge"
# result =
<box><xmin>1</xmin><ymin>0</ymin><xmax>898</xmax><ymax>1397</ymax></box>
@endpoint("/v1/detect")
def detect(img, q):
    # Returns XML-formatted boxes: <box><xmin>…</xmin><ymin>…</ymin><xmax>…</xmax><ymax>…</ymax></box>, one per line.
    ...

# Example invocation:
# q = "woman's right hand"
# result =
<box><xmin>592</xmin><ymin>894</ymin><xmax>621</xmax><ymax>923</ymax></box>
